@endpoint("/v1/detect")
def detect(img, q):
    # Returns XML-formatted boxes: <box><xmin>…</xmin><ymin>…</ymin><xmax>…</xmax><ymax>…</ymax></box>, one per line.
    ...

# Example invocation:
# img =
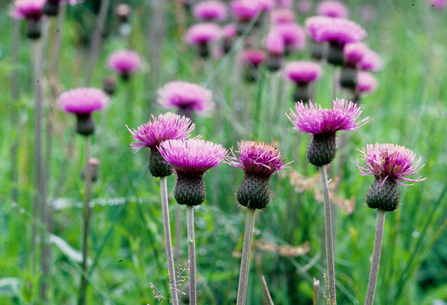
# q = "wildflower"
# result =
<box><xmin>317</xmin><ymin>1</ymin><xmax>349</xmax><ymax>18</ymax></box>
<box><xmin>127</xmin><ymin>113</ymin><xmax>194</xmax><ymax>177</ymax></box>
<box><xmin>265</xmin><ymin>30</ymin><xmax>284</xmax><ymax>72</ymax></box>
<box><xmin>305</xmin><ymin>16</ymin><xmax>329</xmax><ymax>60</ymax></box>
<box><xmin>227</xmin><ymin>141</ymin><xmax>287</xmax><ymax>209</ymax></box>
<box><xmin>192</xmin><ymin>1</ymin><xmax>227</xmax><ymax>22</ymax></box>
<box><xmin>287</xmin><ymin>99</ymin><xmax>368</xmax><ymax>166</ymax></box>
<box><xmin>107</xmin><ymin>50</ymin><xmax>141</xmax><ymax>81</ymax></box>
<box><xmin>186</xmin><ymin>23</ymin><xmax>221</xmax><ymax>58</ymax></box>
<box><xmin>274</xmin><ymin>22</ymin><xmax>306</xmax><ymax>56</ymax></box>
<box><xmin>298</xmin><ymin>0</ymin><xmax>312</xmax><ymax>14</ymax></box>
<box><xmin>270</xmin><ymin>9</ymin><xmax>295</xmax><ymax>24</ymax></box>
<box><xmin>242</xmin><ymin>49</ymin><xmax>265</xmax><ymax>82</ymax></box>
<box><xmin>359</xmin><ymin>49</ymin><xmax>383</xmax><ymax>72</ymax></box>
<box><xmin>284</xmin><ymin>61</ymin><xmax>322</xmax><ymax>103</ymax></box>
<box><xmin>357</xmin><ymin>143</ymin><xmax>425</xmax><ymax>211</ymax></box>
<box><xmin>11</xmin><ymin>0</ymin><xmax>46</xmax><ymax>39</ymax></box>
<box><xmin>230</xmin><ymin>0</ymin><xmax>261</xmax><ymax>34</ymax></box>
<box><xmin>340</xmin><ymin>42</ymin><xmax>369</xmax><ymax>88</ymax></box>
<box><xmin>222</xmin><ymin>24</ymin><xmax>237</xmax><ymax>53</ymax></box>
<box><xmin>58</xmin><ymin>88</ymin><xmax>109</xmax><ymax>136</ymax></box>
<box><xmin>357</xmin><ymin>71</ymin><xmax>378</xmax><ymax>94</ymax></box>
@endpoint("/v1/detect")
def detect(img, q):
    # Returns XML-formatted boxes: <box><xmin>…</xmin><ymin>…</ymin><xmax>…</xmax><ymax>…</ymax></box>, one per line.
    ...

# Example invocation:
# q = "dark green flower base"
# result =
<box><xmin>366</xmin><ymin>177</ymin><xmax>400</xmax><ymax>212</ymax></box>
<box><xmin>76</xmin><ymin>114</ymin><xmax>95</xmax><ymax>136</ymax></box>
<box><xmin>175</xmin><ymin>174</ymin><xmax>206</xmax><ymax>206</ymax></box>
<box><xmin>237</xmin><ymin>174</ymin><xmax>271</xmax><ymax>209</ymax></box>
<box><xmin>149</xmin><ymin>149</ymin><xmax>173</xmax><ymax>178</ymax></box>
<box><xmin>307</xmin><ymin>132</ymin><xmax>337</xmax><ymax>167</ymax></box>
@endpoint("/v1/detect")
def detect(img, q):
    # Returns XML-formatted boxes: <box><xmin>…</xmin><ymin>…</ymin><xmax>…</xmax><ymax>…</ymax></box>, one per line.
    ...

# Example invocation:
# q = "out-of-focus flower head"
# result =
<box><xmin>344</xmin><ymin>42</ymin><xmax>369</xmax><ymax>65</ymax></box>
<box><xmin>297</xmin><ymin>0</ymin><xmax>313</xmax><ymax>14</ymax></box>
<box><xmin>107</xmin><ymin>50</ymin><xmax>141</xmax><ymax>77</ymax></box>
<box><xmin>266</xmin><ymin>30</ymin><xmax>284</xmax><ymax>55</ymax></box>
<box><xmin>192</xmin><ymin>1</ymin><xmax>228</xmax><ymax>22</ymax></box>
<box><xmin>270</xmin><ymin>8</ymin><xmax>295</xmax><ymax>24</ymax></box>
<box><xmin>274</xmin><ymin>22</ymin><xmax>306</xmax><ymax>50</ymax></box>
<box><xmin>186</xmin><ymin>23</ymin><xmax>221</xmax><ymax>45</ymax></box>
<box><xmin>58</xmin><ymin>88</ymin><xmax>109</xmax><ymax>114</ymax></box>
<box><xmin>359</xmin><ymin>49</ymin><xmax>383</xmax><ymax>72</ymax></box>
<box><xmin>11</xmin><ymin>0</ymin><xmax>46</xmax><ymax>20</ymax></box>
<box><xmin>243</xmin><ymin>49</ymin><xmax>266</xmax><ymax>66</ymax></box>
<box><xmin>284</xmin><ymin>61</ymin><xmax>322</xmax><ymax>84</ymax></box>
<box><xmin>230</xmin><ymin>0</ymin><xmax>260</xmax><ymax>21</ymax></box>
<box><xmin>357</xmin><ymin>71</ymin><xmax>378</xmax><ymax>94</ymax></box>
<box><xmin>222</xmin><ymin>23</ymin><xmax>237</xmax><ymax>38</ymax></box>
<box><xmin>317</xmin><ymin>1</ymin><xmax>349</xmax><ymax>18</ymax></box>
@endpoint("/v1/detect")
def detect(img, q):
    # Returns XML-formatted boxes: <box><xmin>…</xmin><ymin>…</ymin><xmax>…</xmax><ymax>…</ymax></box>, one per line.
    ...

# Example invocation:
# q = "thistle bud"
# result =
<box><xmin>149</xmin><ymin>148</ymin><xmax>173</xmax><ymax>178</ymax></box>
<box><xmin>26</xmin><ymin>19</ymin><xmax>42</xmax><ymax>40</ymax></box>
<box><xmin>366</xmin><ymin>177</ymin><xmax>400</xmax><ymax>212</ymax></box>
<box><xmin>174</xmin><ymin>174</ymin><xmax>206</xmax><ymax>206</ymax></box>
<box><xmin>307</xmin><ymin>132</ymin><xmax>337</xmax><ymax>167</ymax></box>
<box><xmin>75</xmin><ymin>114</ymin><xmax>95</xmax><ymax>136</ymax></box>
<box><xmin>237</xmin><ymin>175</ymin><xmax>271</xmax><ymax>209</ymax></box>
<box><xmin>327</xmin><ymin>41</ymin><xmax>345</xmax><ymax>66</ymax></box>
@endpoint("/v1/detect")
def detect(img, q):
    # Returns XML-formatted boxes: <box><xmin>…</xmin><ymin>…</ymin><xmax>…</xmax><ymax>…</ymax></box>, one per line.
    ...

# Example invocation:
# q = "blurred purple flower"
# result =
<box><xmin>274</xmin><ymin>22</ymin><xmax>306</xmax><ymax>50</ymax></box>
<box><xmin>344</xmin><ymin>42</ymin><xmax>369</xmax><ymax>65</ymax></box>
<box><xmin>222</xmin><ymin>23</ymin><xmax>237</xmax><ymax>38</ymax></box>
<box><xmin>357</xmin><ymin>71</ymin><xmax>378</xmax><ymax>94</ymax></box>
<box><xmin>192</xmin><ymin>1</ymin><xmax>227</xmax><ymax>22</ymax></box>
<box><xmin>243</xmin><ymin>49</ymin><xmax>266</xmax><ymax>66</ymax></box>
<box><xmin>230</xmin><ymin>0</ymin><xmax>260</xmax><ymax>21</ymax></box>
<box><xmin>284</xmin><ymin>61</ymin><xmax>322</xmax><ymax>84</ymax></box>
<box><xmin>313</xmin><ymin>17</ymin><xmax>367</xmax><ymax>44</ymax></box>
<box><xmin>270</xmin><ymin>8</ymin><xmax>295</xmax><ymax>24</ymax></box>
<box><xmin>107</xmin><ymin>50</ymin><xmax>141</xmax><ymax>76</ymax></box>
<box><xmin>297</xmin><ymin>0</ymin><xmax>312</xmax><ymax>14</ymax></box>
<box><xmin>186</xmin><ymin>23</ymin><xmax>221</xmax><ymax>44</ymax></box>
<box><xmin>58</xmin><ymin>88</ymin><xmax>109</xmax><ymax>114</ymax></box>
<box><xmin>317</xmin><ymin>1</ymin><xmax>349</xmax><ymax>18</ymax></box>
<box><xmin>266</xmin><ymin>30</ymin><xmax>284</xmax><ymax>55</ymax></box>
<box><xmin>359</xmin><ymin>49</ymin><xmax>383</xmax><ymax>72</ymax></box>
<box><xmin>11</xmin><ymin>0</ymin><xmax>45</xmax><ymax>20</ymax></box>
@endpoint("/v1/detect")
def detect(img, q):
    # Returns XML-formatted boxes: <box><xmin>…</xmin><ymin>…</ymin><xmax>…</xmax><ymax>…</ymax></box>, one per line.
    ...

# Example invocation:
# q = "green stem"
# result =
<box><xmin>187</xmin><ymin>205</ymin><xmax>197</xmax><ymax>305</ymax></box>
<box><xmin>236</xmin><ymin>207</ymin><xmax>257</xmax><ymax>305</ymax></box>
<box><xmin>364</xmin><ymin>209</ymin><xmax>386</xmax><ymax>305</ymax></box>
<box><xmin>319</xmin><ymin>166</ymin><xmax>337</xmax><ymax>303</ymax></box>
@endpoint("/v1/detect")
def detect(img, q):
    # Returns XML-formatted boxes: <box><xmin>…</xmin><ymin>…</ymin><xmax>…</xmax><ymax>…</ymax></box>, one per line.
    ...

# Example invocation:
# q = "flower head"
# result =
<box><xmin>107</xmin><ymin>50</ymin><xmax>141</xmax><ymax>75</ymax></box>
<box><xmin>298</xmin><ymin>0</ymin><xmax>313</xmax><ymax>14</ymax></box>
<box><xmin>313</xmin><ymin>17</ymin><xmax>367</xmax><ymax>44</ymax></box>
<box><xmin>344</xmin><ymin>42</ymin><xmax>369</xmax><ymax>65</ymax></box>
<box><xmin>277</xmin><ymin>0</ymin><xmax>292</xmax><ymax>8</ymax></box>
<box><xmin>127</xmin><ymin>112</ymin><xmax>194</xmax><ymax>153</ymax></box>
<box><xmin>230</xmin><ymin>0</ymin><xmax>260</xmax><ymax>21</ymax></box>
<box><xmin>357</xmin><ymin>143</ymin><xmax>426</xmax><ymax>186</ymax></box>
<box><xmin>270</xmin><ymin>9</ymin><xmax>295</xmax><ymax>24</ymax></box>
<box><xmin>159</xmin><ymin>139</ymin><xmax>228</xmax><ymax>176</ymax></box>
<box><xmin>222</xmin><ymin>23</ymin><xmax>237</xmax><ymax>38</ymax></box>
<box><xmin>227</xmin><ymin>141</ymin><xmax>287</xmax><ymax>177</ymax></box>
<box><xmin>157</xmin><ymin>81</ymin><xmax>214</xmax><ymax>115</ymax></box>
<box><xmin>284</xmin><ymin>61</ymin><xmax>322</xmax><ymax>84</ymax></box>
<box><xmin>186</xmin><ymin>23</ymin><xmax>221</xmax><ymax>44</ymax></box>
<box><xmin>192</xmin><ymin>1</ymin><xmax>227</xmax><ymax>21</ymax></box>
<box><xmin>274</xmin><ymin>22</ymin><xmax>306</xmax><ymax>50</ymax></box>
<box><xmin>305</xmin><ymin>16</ymin><xmax>329</xmax><ymax>40</ymax></box>
<box><xmin>317</xmin><ymin>1</ymin><xmax>349</xmax><ymax>18</ymax></box>
<box><xmin>357</xmin><ymin>71</ymin><xmax>378</xmax><ymax>93</ymax></box>
<box><xmin>58</xmin><ymin>88</ymin><xmax>109</xmax><ymax>114</ymax></box>
<box><xmin>254</xmin><ymin>0</ymin><xmax>275</xmax><ymax>11</ymax></box>
<box><xmin>243</xmin><ymin>49</ymin><xmax>266</xmax><ymax>66</ymax></box>
<box><xmin>11</xmin><ymin>0</ymin><xmax>45</xmax><ymax>20</ymax></box>
<box><xmin>359</xmin><ymin>49</ymin><xmax>383</xmax><ymax>72</ymax></box>
<box><xmin>266</xmin><ymin>30</ymin><xmax>284</xmax><ymax>55</ymax></box>
<box><xmin>431</xmin><ymin>0</ymin><xmax>446</xmax><ymax>9</ymax></box>
<box><xmin>286</xmin><ymin>98</ymin><xmax>368</xmax><ymax>135</ymax></box>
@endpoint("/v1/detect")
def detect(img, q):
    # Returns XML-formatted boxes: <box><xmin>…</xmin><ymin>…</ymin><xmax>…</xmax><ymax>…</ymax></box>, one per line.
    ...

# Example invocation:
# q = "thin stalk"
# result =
<box><xmin>32</xmin><ymin>39</ymin><xmax>44</xmax><ymax>275</ymax></box>
<box><xmin>236</xmin><ymin>207</ymin><xmax>257</xmax><ymax>305</ymax></box>
<box><xmin>174</xmin><ymin>205</ymin><xmax>182</xmax><ymax>264</ymax></box>
<box><xmin>160</xmin><ymin>177</ymin><xmax>179</xmax><ymax>305</ymax></box>
<box><xmin>313</xmin><ymin>278</ymin><xmax>320</xmax><ymax>305</ymax></box>
<box><xmin>364</xmin><ymin>209</ymin><xmax>386</xmax><ymax>305</ymax></box>
<box><xmin>319</xmin><ymin>166</ymin><xmax>337</xmax><ymax>303</ymax></box>
<box><xmin>186</xmin><ymin>205</ymin><xmax>197</xmax><ymax>305</ymax></box>
<box><xmin>261</xmin><ymin>275</ymin><xmax>274</xmax><ymax>305</ymax></box>
<box><xmin>332</xmin><ymin>66</ymin><xmax>338</xmax><ymax>100</ymax></box>
<box><xmin>78</xmin><ymin>136</ymin><xmax>92</xmax><ymax>305</ymax></box>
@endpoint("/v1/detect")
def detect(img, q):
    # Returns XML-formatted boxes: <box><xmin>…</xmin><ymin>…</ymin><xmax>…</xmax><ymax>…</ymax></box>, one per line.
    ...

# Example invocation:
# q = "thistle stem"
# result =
<box><xmin>186</xmin><ymin>205</ymin><xmax>197</xmax><ymax>305</ymax></box>
<box><xmin>78</xmin><ymin>136</ymin><xmax>92</xmax><ymax>305</ymax></box>
<box><xmin>160</xmin><ymin>177</ymin><xmax>179</xmax><ymax>305</ymax></box>
<box><xmin>319</xmin><ymin>166</ymin><xmax>337</xmax><ymax>303</ymax></box>
<box><xmin>236</xmin><ymin>207</ymin><xmax>257</xmax><ymax>305</ymax></box>
<box><xmin>364</xmin><ymin>209</ymin><xmax>386</xmax><ymax>305</ymax></box>
<box><xmin>261</xmin><ymin>275</ymin><xmax>274</xmax><ymax>305</ymax></box>
<box><xmin>313</xmin><ymin>278</ymin><xmax>320</xmax><ymax>305</ymax></box>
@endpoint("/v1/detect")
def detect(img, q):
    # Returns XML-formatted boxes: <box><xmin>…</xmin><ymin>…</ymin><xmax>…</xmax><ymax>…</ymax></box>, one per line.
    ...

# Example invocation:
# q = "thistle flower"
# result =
<box><xmin>357</xmin><ymin>143</ymin><xmax>426</xmax><ymax>211</ymax></box>
<box><xmin>157</xmin><ymin>81</ymin><xmax>214</xmax><ymax>118</ymax></box>
<box><xmin>222</xmin><ymin>24</ymin><xmax>237</xmax><ymax>53</ymax></box>
<box><xmin>287</xmin><ymin>99</ymin><xmax>368</xmax><ymax>166</ymax></box>
<box><xmin>277</xmin><ymin>0</ymin><xmax>292</xmax><ymax>8</ymax></box>
<box><xmin>339</xmin><ymin>42</ymin><xmax>368</xmax><ymax>89</ymax></box>
<box><xmin>115</xmin><ymin>3</ymin><xmax>132</xmax><ymax>22</ymax></box>
<box><xmin>313</xmin><ymin>17</ymin><xmax>367</xmax><ymax>65</ymax></box>
<box><xmin>298</xmin><ymin>0</ymin><xmax>312</xmax><ymax>14</ymax></box>
<box><xmin>127</xmin><ymin>113</ymin><xmax>194</xmax><ymax>177</ymax></box>
<box><xmin>317</xmin><ymin>1</ymin><xmax>349</xmax><ymax>18</ymax></box>
<box><xmin>265</xmin><ymin>30</ymin><xmax>285</xmax><ymax>72</ymax></box>
<box><xmin>12</xmin><ymin>0</ymin><xmax>46</xmax><ymax>39</ymax></box>
<box><xmin>284</xmin><ymin>61</ymin><xmax>322</xmax><ymax>103</ymax></box>
<box><xmin>270</xmin><ymin>9</ymin><xmax>295</xmax><ymax>24</ymax></box>
<box><xmin>431</xmin><ymin>0</ymin><xmax>446</xmax><ymax>9</ymax></box>
<box><xmin>230</xmin><ymin>0</ymin><xmax>260</xmax><ymax>34</ymax></box>
<box><xmin>58</xmin><ymin>88</ymin><xmax>109</xmax><ymax>136</ymax></box>
<box><xmin>274</xmin><ymin>22</ymin><xmax>306</xmax><ymax>55</ymax></box>
<box><xmin>254</xmin><ymin>0</ymin><xmax>275</xmax><ymax>12</ymax></box>
<box><xmin>243</xmin><ymin>49</ymin><xmax>265</xmax><ymax>82</ymax></box>
<box><xmin>305</xmin><ymin>16</ymin><xmax>329</xmax><ymax>60</ymax></box>
<box><xmin>186</xmin><ymin>23</ymin><xmax>221</xmax><ymax>58</ymax></box>
<box><xmin>193</xmin><ymin>1</ymin><xmax>227</xmax><ymax>22</ymax></box>
<box><xmin>107</xmin><ymin>50</ymin><xmax>141</xmax><ymax>81</ymax></box>
<box><xmin>357</xmin><ymin>71</ymin><xmax>378</xmax><ymax>94</ymax></box>
<box><xmin>159</xmin><ymin>139</ymin><xmax>228</xmax><ymax>206</ymax></box>
<box><xmin>359</xmin><ymin>49</ymin><xmax>383</xmax><ymax>72</ymax></box>
<box><xmin>226</xmin><ymin>141</ymin><xmax>286</xmax><ymax>209</ymax></box>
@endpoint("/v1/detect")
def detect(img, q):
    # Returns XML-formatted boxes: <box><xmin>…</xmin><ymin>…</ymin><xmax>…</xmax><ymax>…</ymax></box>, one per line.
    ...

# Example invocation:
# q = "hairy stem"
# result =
<box><xmin>78</xmin><ymin>136</ymin><xmax>92</xmax><ymax>305</ymax></box>
<box><xmin>236</xmin><ymin>207</ymin><xmax>257</xmax><ymax>305</ymax></box>
<box><xmin>364</xmin><ymin>209</ymin><xmax>386</xmax><ymax>305</ymax></box>
<box><xmin>160</xmin><ymin>177</ymin><xmax>179</xmax><ymax>305</ymax></box>
<box><xmin>319</xmin><ymin>166</ymin><xmax>337</xmax><ymax>303</ymax></box>
<box><xmin>186</xmin><ymin>205</ymin><xmax>197</xmax><ymax>305</ymax></box>
<box><xmin>261</xmin><ymin>275</ymin><xmax>274</xmax><ymax>305</ymax></box>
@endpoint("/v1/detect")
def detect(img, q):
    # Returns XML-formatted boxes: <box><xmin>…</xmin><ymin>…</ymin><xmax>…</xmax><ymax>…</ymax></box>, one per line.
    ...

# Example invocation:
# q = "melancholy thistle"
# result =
<box><xmin>265</xmin><ymin>30</ymin><xmax>285</xmax><ymax>72</ymax></box>
<box><xmin>222</xmin><ymin>24</ymin><xmax>237</xmax><ymax>54</ymax></box>
<box><xmin>316</xmin><ymin>0</ymin><xmax>349</xmax><ymax>18</ymax></box>
<box><xmin>284</xmin><ymin>61</ymin><xmax>322</xmax><ymax>103</ymax></box>
<box><xmin>226</xmin><ymin>141</ymin><xmax>286</xmax><ymax>305</ymax></box>
<box><xmin>242</xmin><ymin>49</ymin><xmax>266</xmax><ymax>82</ymax></box>
<box><xmin>273</xmin><ymin>22</ymin><xmax>306</xmax><ymax>56</ymax></box>
<box><xmin>270</xmin><ymin>8</ymin><xmax>295</xmax><ymax>24</ymax></box>
<box><xmin>305</xmin><ymin>16</ymin><xmax>328</xmax><ymax>61</ymax></box>
<box><xmin>58</xmin><ymin>88</ymin><xmax>109</xmax><ymax>136</ymax></box>
<box><xmin>357</xmin><ymin>144</ymin><xmax>425</xmax><ymax>305</ymax></box>
<box><xmin>157</xmin><ymin>81</ymin><xmax>214</xmax><ymax>120</ymax></box>
<box><xmin>359</xmin><ymin>49</ymin><xmax>383</xmax><ymax>72</ymax></box>
<box><xmin>186</xmin><ymin>23</ymin><xmax>221</xmax><ymax>59</ymax></box>
<box><xmin>192</xmin><ymin>1</ymin><xmax>228</xmax><ymax>22</ymax></box>
<box><xmin>340</xmin><ymin>42</ymin><xmax>369</xmax><ymax>89</ymax></box>
<box><xmin>158</xmin><ymin>139</ymin><xmax>228</xmax><ymax>305</ymax></box>
<box><xmin>287</xmin><ymin>99</ymin><xmax>368</xmax><ymax>167</ymax></box>
<box><xmin>107</xmin><ymin>50</ymin><xmax>141</xmax><ymax>81</ymax></box>
<box><xmin>11</xmin><ymin>0</ymin><xmax>46</xmax><ymax>39</ymax></box>
<box><xmin>354</xmin><ymin>71</ymin><xmax>378</xmax><ymax>104</ymax></box>
<box><xmin>127</xmin><ymin>112</ymin><xmax>194</xmax><ymax>177</ymax></box>
<box><xmin>230</xmin><ymin>0</ymin><xmax>260</xmax><ymax>35</ymax></box>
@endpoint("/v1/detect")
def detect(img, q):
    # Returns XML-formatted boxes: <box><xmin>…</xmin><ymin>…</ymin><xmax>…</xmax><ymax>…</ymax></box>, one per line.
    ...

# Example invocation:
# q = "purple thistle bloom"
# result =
<box><xmin>11</xmin><ymin>0</ymin><xmax>45</xmax><ymax>20</ymax></box>
<box><xmin>305</xmin><ymin>16</ymin><xmax>329</xmax><ymax>41</ymax></box>
<box><xmin>254</xmin><ymin>0</ymin><xmax>275</xmax><ymax>12</ymax></box>
<box><xmin>357</xmin><ymin>71</ymin><xmax>378</xmax><ymax>94</ymax></box>
<box><xmin>274</xmin><ymin>22</ymin><xmax>306</xmax><ymax>51</ymax></box>
<box><xmin>230</xmin><ymin>0</ymin><xmax>260</xmax><ymax>21</ymax></box>
<box><xmin>127</xmin><ymin>112</ymin><xmax>194</xmax><ymax>153</ymax></box>
<box><xmin>359</xmin><ymin>49</ymin><xmax>383</xmax><ymax>72</ymax></box>
<box><xmin>192</xmin><ymin>1</ymin><xmax>228</xmax><ymax>22</ymax></box>
<box><xmin>431</xmin><ymin>0</ymin><xmax>446</xmax><ymax>9</ymax></box>
<box><xmin>286</xmin><ymin>98</ymin><xmax>368</xmax><ymax>135</ymax></box>
<box><xmin>58</xmin><ymin>88</ymin><xmax>109</xmax><ymax>114</ymax></box>
<box><xmin>243</xmin><ymin>49</ymin><xmax>266</xmax><ymax>66</ymax></box>
<box><xmin>270</xmin><ymin>9</ymin><xmax>295</xmax><ymax>24</ymax></box>
<box><xmin>266</xmin><ymin>30</ymin><xmax>284</xmax><ymax>56</ymax></box>
<box><xmin>317</xmin><ymin>1</ymin><xmax>349</xmax><ymax>18</ymax></box>
<box><xmin>158</xmin><ymin>81</ymin><xmax>214</xmax><ymax>115</ymax></box>
<box><xmin>159</xmin><ymin>139</ymin><xmax>228</xmax><ymax>176</ymax></box>
<box><xmin>107</xmin><ymin>50</ymin><xmax>141</xmax><ymax>77</ymax></box>
<box><xmin>313</xmin><ymin>17</ymin><xmax>367</xmax><ymax>44</ymax></box>
<box><xmin>186</xmin><ymin>23</ymin><xmax>221</xmax><ymax>45</ymax></box>
<box><xmin>344</xmin><ymin>42</ymin><xmax>369</xmax><ymax>65</ymax></box>
<box><xmin>226</xmin><ymin>141</ymin><xmax>287</xmax><ymax>177</ymax></box>
<box><xmin>298</xmin><ymin>0</ymin><xmax>312</xmax><ymax>14</ymax></box>
<box><xmin>277</xmin><ymin>0</ymin><xmax>292</xmax><ymax>9</ymax></box>
<box><xmin>284</xmin><ymin>61</ymin><xmax>322</xmax><ymax>84</ymax></box>
<box><xmin>357</xmin><ymin>143</ymin><xmax>426</xmax><ymax>187</ymax></box>
<box><xmin>223</xmin><ymin>24</ymin><xmax>237</xmax><ymax>38</ymax></box>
